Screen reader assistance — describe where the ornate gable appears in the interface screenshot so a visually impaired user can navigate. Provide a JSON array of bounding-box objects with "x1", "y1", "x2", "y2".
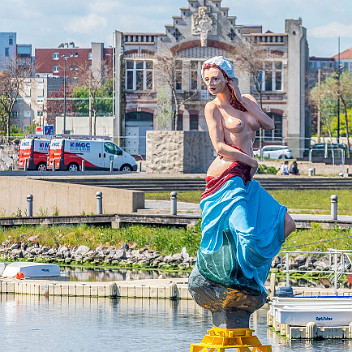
[{"x1": 162, "y1": 0, "x2": 242, "y2": 49}]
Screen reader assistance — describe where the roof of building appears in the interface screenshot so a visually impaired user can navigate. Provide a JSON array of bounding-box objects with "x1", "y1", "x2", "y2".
[{"x1": 332, "y1": 48, "x2": 352, "y2": 59}]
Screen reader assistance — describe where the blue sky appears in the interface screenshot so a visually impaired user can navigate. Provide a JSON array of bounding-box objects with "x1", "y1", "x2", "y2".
[{"x1": 1, "y1": 0, "x2": 351, "y2": 57}]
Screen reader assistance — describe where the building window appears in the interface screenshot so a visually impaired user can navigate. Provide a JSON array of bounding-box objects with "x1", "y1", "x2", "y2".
[
  {"x1": 53, "y1": 66, "x2": 59, "y2": 73},
  {"x1": 69, "y1": 52, "x2": 73, "y2": 57},
  {"x1": 190, "y1": 61, "x2": 206, "y2": 91},
  {"x1": 69, "y1": 65, "x2": 73, "y2": 70},
  {"x1": 9, "y1": 36, "x2": 13, "y2": 45},
  {"x1": 125, "y1": 60, "x2": 153, "y2": 91},
  {"x1": 264, "y1": 112, "x2": 282, "y2": 141},
  {"x1": 175, "y1": 60, "x2": 182, "y2": 91},
  {"x1": 37, "y1": 110, "x2": 43, "y2": 117},
  {"x1": 176, "y1": 114, "x2": 183, "y2": 130},
  {"x1": 262, "y1": 62, "x2": 282, "y2": 91},
  {"x1": 74, "y1": 52, "x2": 78, "y2": 57},
  {"x1": 74, "y1": 65, "x2": 78, "y2": 70},
  {"x1": 12, "y1": 111, "x2": 18, "y2": 118},
  {"x1": 5, "y1": 48, "x2": 9, "y2": 57},
  {"x1": 88, "y1": 65, "x2": 92, "y2": 71},
  {"x1": 53, "y1": 52, "x2": 59, "y2": 60},
  {"x1": 190, "y1": 114, "x2": 199, "y2": 130},
  {"x1": 88, "y1": 52, "x2": 92, "y2": 60}
]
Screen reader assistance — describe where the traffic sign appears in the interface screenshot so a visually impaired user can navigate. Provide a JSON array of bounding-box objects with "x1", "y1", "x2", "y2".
[{"x1": 44, "y1": 125, "x2": 54, "y2": 135}]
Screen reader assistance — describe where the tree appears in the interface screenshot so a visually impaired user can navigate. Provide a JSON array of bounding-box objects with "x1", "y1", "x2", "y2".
[
  {"x1": 233, "y1": 38, "x2": 277, "y2": 152},
  {"x1": 73, "y1": 61, "x2": 112, "y2": 135},
  {"x1": 155, "y1": 87, "x2": 173, "y2": 130},
  {"x1": 0, "y1": 57, "x2": 33, "y2": 138},
  {"x1": 156, "y1": 49, "x2": 197, "y2": 130},
  {"x1": 310, "y1": 70, "x2": 352, "y2": 156}
]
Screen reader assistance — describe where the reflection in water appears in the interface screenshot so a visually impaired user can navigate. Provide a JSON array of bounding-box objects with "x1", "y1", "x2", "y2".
[
  {"x1": 62, "y1": 267, "x2": 190, "y2": 282},
  {"x1": 0, "y1": 294, "x2": 350, "y2": 352}
]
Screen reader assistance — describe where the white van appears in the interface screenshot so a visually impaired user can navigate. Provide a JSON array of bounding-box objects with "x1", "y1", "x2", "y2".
[
  {"x1": 48, "y1": 138, "x2": 137, "y2": 172},
  {"x1": 18, "y1": 138, "x2": 50, "y2": 171}
]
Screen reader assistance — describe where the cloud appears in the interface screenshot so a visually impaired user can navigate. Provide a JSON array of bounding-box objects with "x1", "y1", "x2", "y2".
[
  {"x1": 310, "y1": 22, "x2": 352, "y2": 38},
  {"x1": 64, "y1": 13, "x2": 107, "y2": 34}
]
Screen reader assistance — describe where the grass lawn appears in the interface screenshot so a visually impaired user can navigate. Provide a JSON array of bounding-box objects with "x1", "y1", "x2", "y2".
[{"x1": 146, "y1": 189, "x2": 352, "y2": 215}]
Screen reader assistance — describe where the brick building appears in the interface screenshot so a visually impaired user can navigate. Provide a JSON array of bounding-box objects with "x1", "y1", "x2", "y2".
[{"x1": 112, "y1": 0, "x2": 310, "y2": 157}]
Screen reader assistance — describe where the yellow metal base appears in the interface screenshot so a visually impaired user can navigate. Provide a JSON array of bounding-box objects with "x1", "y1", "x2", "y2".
[{"x1": 190, "y1": 327, "x2": 272, "y2": 352}]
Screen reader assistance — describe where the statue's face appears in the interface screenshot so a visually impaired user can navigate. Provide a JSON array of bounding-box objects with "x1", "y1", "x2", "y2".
[{"x1": 203, "y1": 67, "x2": 227, "y2": 95}]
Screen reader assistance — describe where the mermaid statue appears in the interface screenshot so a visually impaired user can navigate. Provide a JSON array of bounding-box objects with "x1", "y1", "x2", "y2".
[{"x1": 188, "y1": 56, "x2": 296, "y2": 329}]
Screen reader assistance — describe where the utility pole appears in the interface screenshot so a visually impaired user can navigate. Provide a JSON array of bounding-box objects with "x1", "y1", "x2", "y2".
[
  {"x1": 337, "y1": 37, "x2": 341, "y2": 144},
  {"x1": 317, "y1": 68, "x2": 321, "y2": 142}
]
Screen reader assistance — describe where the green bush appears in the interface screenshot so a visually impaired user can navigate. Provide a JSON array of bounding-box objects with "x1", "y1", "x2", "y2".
[{"x1": 257, "y1": 164, "x2": 279, "y2": 174}]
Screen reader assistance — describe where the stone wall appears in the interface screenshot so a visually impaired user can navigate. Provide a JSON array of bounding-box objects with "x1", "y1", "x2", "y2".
[
  {"x1": 146, "y1": 131, "x2": 215, "y2": 174},
  {"x1": 0, "y1": 177, "x2": 144, "y2": 217}
]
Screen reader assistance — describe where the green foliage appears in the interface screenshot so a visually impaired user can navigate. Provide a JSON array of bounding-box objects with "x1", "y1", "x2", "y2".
[
  {"x1": 25, "y1": 122, "x2": 38, "y2": 135},
  {"x1": 72, "y1": 78, "x2": 113, "y2": 116},
  {"x1": 155, "y1": 86, "x2": 174, "y2": 130},
  {"x1": 257, "y1": 164, "x2": 279, "y2": 174},
  {"x1": 9, "y1": 124, "x2": 25, "y2": 136},
  {"x1": 283, "y1": 226, "x2": 352, "y2": 252},
  {"x1": 0, "y1": 224, "x2": 202, "y2": 257}
]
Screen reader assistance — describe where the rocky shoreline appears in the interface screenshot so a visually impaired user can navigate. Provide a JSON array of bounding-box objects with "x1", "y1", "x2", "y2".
[
  {"x1": 0, "y1": 236, "x2": 342, "y2": 273},
  {"x1": 0, "y1": 238, "x2": 197, "y2": 269}
]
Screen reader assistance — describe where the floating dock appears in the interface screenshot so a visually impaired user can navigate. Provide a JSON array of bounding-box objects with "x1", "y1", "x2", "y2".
[
  {"x1": 0, "y1": 278, "x2": 193, "y2": 300},
  {"x1": 267, "y1": 295, "x2": 352, "y2": 339}
]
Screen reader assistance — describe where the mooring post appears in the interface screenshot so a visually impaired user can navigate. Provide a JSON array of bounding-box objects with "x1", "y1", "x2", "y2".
[
  {"x1": 81, "y1": 160, "x2": 85, "y2": 172},
  {"x1": 170, "y1": 191, "x2": 177, "y2": 215},
  {"x1": 331, "y1": 195, "x2": 338, "y2": 220},
  {"x1": 110, "y1": 159, "x2": 113, "y2": 172},
  {"x1": 96, "y1": 191, "x2": 103, "y2": 215},
  {"x1": 24, "y1": 158, "x2": 28, "y2": 172},
  {"x1": 286, "y1": 252, "x2": 290, "y2": 286},
  {"x1": 27, "y1": 194, "x2": 33, "y2": 217}
]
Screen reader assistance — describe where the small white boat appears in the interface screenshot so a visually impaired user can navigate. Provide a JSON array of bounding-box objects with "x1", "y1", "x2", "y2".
[
  {"x1": 276, "y1": 305, "x2": 352, "y2": 326},
  {"x1": 270, "y1": 296, "x2": 352, "y2": 327},
  {"x1": 2, "y1": 262, "x2": 60, "y2": 278}
]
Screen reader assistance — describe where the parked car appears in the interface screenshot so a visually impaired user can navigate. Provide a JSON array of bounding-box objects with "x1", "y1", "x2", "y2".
[
  {"x1": 18, "y1": 138, "x2": 50, "y2": 171},
  {"x1": 253, "y1": 145, "x2": 293, "y2": 159},
  {"x1": 47, "y1": 138, "x2": 137, "y2": 172},
  {"x1": 311, "y1": 143, "x2": 351, "y2": 158}
]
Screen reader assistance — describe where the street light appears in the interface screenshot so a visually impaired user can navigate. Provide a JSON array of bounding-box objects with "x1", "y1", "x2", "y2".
[{"x1": 62, "y1": 55, "x2": 69, "y2": 134}]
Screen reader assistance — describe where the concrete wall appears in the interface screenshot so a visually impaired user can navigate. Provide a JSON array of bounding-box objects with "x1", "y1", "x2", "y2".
[
  {"x1": 146, "y1": 130, "x2": 215, "y2": 174},
  {"x1": 56, "y1": 115, "x2": 114, "y2": 136},
  {"x1": 0, "y1": 177, "x2": 144, "y2": 217}
]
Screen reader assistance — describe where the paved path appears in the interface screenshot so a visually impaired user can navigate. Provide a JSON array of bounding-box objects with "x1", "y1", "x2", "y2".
[{"x1": 143, "y1": 200, "x2": 352, "y2": 223}]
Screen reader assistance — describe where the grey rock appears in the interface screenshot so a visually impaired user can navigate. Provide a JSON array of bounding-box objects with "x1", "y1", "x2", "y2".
[
  {"x1": 27, "y1": 235, "x2": 39, "y2": 242},
  {"x1": 75, "y1": 245, "x2": 90, "y2": 256}
]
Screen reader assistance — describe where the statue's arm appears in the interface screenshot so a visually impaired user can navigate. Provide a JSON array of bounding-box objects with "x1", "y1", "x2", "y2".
[
  {"x1": 228, "y1": 80, "x2": 274, "y2": 130},
  {"x1": 204, "y1": 103, "x2": 258, "y2": 169},
  {"x1": 242, "y1": 94, "x2": 275, "y2": 130}
]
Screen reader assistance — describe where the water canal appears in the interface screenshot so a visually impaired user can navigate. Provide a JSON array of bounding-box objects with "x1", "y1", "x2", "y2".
[{"x1": 0, "y1": 294, "x2": 351, "y2": 352}]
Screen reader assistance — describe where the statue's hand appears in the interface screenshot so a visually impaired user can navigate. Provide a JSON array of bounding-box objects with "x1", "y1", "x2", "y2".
[
  {"x1": 250, "y1": 159, "x2": 258, "y2": 180},
  {"x1": 228, "y1": 79, "x2": 243, "y2": 104}
]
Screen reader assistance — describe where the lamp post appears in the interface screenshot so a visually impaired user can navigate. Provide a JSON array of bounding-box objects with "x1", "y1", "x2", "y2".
[{"x1": 62, "y1": 55, "x2": 69, "y2": 134}]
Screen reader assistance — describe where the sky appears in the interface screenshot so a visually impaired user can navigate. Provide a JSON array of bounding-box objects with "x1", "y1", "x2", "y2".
[{"x1": 0, "y1": 0, "x2": 351, "y2": 57}]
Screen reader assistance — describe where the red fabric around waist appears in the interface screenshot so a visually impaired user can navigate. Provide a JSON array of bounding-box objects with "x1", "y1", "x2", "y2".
[{"x1": 201, "y1": 146, "x2": 251, "y2": 200}]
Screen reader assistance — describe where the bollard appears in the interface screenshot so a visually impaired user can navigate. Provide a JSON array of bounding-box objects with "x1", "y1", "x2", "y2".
[
  {"x1": 52, "y1": 160, "x2": 56, "y2": 172},
  {"x1": 170, "y1": 191, "x2": 177, "y2": 215},
  {"x1": 27, "y1": 194, "x2": 33, "y2": 217},
  {"x1": 139, "y1": 161, "x2": 142, "y2": 172},
  {"x1": 308, "y1": 168, "x2": 313, "y2": 177},
  {"x1": 96, "y1": 191, "x2": 103, "y2": 215},
  {"x1": 24, "y1": 158, "x2": 28, "y2": 172},
  {"x1": 81, "y1": 160, "x2": 85, "y2": 172},
  {"x1": 110, "y1": 159, "x2": 113, "y2": 172},
  {"x1": 331, "y1": 195, "x2": 338, "y2": 220}
]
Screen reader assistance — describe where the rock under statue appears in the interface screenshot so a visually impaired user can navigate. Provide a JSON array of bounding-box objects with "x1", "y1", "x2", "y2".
[{"x1": 188, "y1": 56, "x2": 296, "y2": 329}]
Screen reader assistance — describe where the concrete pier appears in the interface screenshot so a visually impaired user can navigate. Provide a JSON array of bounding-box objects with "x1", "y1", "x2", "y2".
[{"x1": 0, "y1": 278, "x2": 193, "y2": 300}]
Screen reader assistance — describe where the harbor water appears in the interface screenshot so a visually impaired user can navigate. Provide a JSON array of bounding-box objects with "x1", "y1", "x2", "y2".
[{"x1": 0, "y1": 294, "x2": 351, "y2": 352}]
